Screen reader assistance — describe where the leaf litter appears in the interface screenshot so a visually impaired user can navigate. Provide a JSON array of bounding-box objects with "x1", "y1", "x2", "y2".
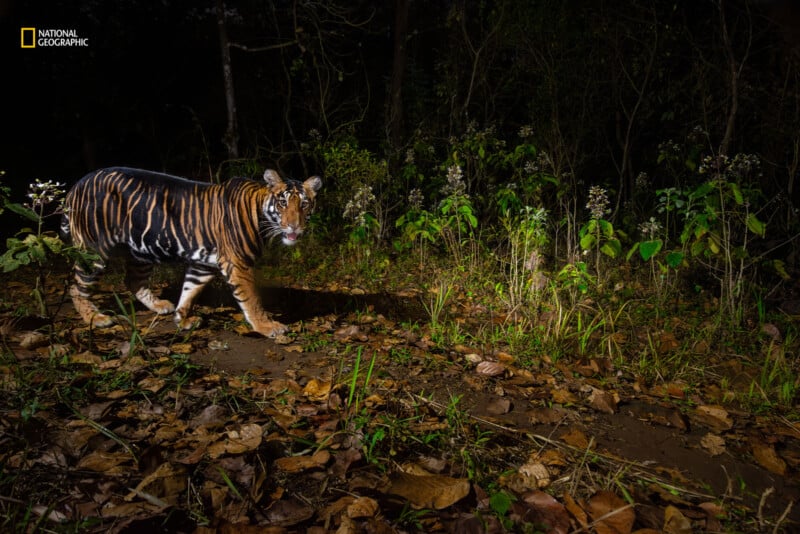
[{"x1": 0, "y1": 279, "x2": 799, "y2": 532}]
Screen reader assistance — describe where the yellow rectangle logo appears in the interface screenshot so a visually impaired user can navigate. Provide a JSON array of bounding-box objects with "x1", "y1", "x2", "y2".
[{"x1": 21, "y1": 27, "x2": 36, "y2": 48}]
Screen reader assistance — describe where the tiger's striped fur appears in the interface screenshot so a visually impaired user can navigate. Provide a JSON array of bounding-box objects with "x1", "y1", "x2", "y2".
[{"x1": 61, "y1": 167, "x2": 322, "y2": 337}]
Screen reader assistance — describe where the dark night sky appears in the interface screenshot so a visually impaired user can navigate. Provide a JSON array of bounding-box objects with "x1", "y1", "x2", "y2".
[{"x1": 4, "y1": 0, "x2": 228, "y2": 195}]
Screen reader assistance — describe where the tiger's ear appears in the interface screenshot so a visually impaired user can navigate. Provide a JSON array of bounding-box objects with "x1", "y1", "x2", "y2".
[
  {"x1": 304, "y1": 176, "x2": 322, "y2": 195},
  {"x1": 263, "y1": 170, "x2": 284, "y2": 189}
]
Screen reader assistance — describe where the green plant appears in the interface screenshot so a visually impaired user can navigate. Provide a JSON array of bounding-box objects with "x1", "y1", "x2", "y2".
[
  {"x1": 579, "y1": 186, "x2": 623, "y2": 278},
  {"x1": 112, "y1": 294, "x2": 152, "y2": 358},
  {"x1": 555, "y1": 261, "x2": 594, "y2": 303},
  {"x1": 435, "y1": 163, "x2": 479, "y2": 268},
  {"x1": 423, "y1": 278, "x2": 454, "y2": 332},
  {"x1": 627, "y1": 216, "x2": 684, "y2": 307},
  {"x1": 678, "y1": 154, "x2": 766, "y2": 326},
  {"x1": 394, "y1": 200, "x2": 440, "y2": 267},
  {"x1": 1, "y1": 178, "x2": 98, "y2": 318},
  {"x1": 488, "y1": 490, "x2": 516, "y2": 530},
  {"x1": 497, "y1": 206, "x2": 549, "y2": 316}
]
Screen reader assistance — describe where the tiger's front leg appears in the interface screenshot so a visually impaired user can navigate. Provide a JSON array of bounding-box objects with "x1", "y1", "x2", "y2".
[{"x1": 222, "y1": 261, "x2": 286, "y2": 338}]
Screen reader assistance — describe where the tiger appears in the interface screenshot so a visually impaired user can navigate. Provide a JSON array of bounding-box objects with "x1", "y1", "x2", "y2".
[{"x1": 60, "y1": 167, "x2": 322, "y2": 337}]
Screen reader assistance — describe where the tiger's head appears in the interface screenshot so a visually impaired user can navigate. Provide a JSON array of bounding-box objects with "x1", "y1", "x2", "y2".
[{"x1": 262, "y1": 169, "x2": 322, "y2": 246}]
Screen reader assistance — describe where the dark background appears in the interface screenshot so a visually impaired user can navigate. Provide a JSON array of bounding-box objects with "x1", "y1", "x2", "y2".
[{"x1": 5, "y1": 0, "x2": 800, "y2": 241}]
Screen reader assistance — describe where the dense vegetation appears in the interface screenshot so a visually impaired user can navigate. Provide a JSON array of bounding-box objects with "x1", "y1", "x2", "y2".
[{"x1": 4, "y1": 0, "x2": 800, "y2": 532}]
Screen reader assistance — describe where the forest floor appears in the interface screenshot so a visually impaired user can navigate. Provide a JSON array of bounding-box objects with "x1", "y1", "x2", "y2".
[{"x1": 1, "y1": 264, "x2": 800, "y2": 533}]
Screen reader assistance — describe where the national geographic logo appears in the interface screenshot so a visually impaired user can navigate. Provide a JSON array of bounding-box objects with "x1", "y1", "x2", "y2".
[{"x1": 20, "y1": 28, "x2": 89, "y2": 48}]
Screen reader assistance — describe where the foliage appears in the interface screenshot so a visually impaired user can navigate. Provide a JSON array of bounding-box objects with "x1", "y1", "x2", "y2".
[
  {"x1": 0, "y1": 178, "x2": 97, "y2": 317},
  {"x1": 496, "y1": 206, "x2": 549, "y2": 315},
  {"x1": 579, "y1": 186, "x2": 623, "y2": 280}
]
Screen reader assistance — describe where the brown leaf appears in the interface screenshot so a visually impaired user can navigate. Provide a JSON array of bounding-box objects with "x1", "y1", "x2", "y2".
[
  {"x1": 658, "y1": 331, "x2": 679, "y2": 352},
  {"x1": 70, "y1": 351, "x2": 103, "y2": 365},
  {"x1": 263, "y1": 497, "x2": 315, "y2": 527},
  {"x1": 588, "y1": 387, "x2": 618, "y2": 414},
  {"x1": 700, "y1": 433, "x2": 726, "y2": 457},
  {"x1": 475, "y1": 361, "x2": 506, "y2": 377},
  {"x1": 330, "y1": 448, "x2": 362, "y2": 479},
  {"x1": 386, "y1": 471, "x2": 470, "y2": 509},
  {"x1": 334, "y1": 325, "x2": 366, "y2": 342},
  {"x1": 18, "y1": 331, "x2": 48, "y2": 350},
  {"x1": 517, "y1": 491, "x2": 571, "y2": 534},
  {"x1": 190, "y1": 404, "x2": 229, "y2": 430},
  {"x1": 486, "y1": 397, "x2": 512, "y2": 415},
  {"x1": 76, "y1": 450, "x2": 132, "y2": 474},
  {"x1": 500, "y1": 462, "x2": 550, "y2": 492},
  {"x1": 346, "y1": 496, "x2": 379, "y2": 518},
  {"x1": 303, "y1": 378, "x2": 331, "y2": 401},
  {"x1": 79, "y1": 400, "x2": 115, "y2": 420},
  {"x1": 125, "y1": 462, "x2": 187, "y2": 505},
  {"x1": 587, "y1": 490, "x2": 635, "y2": 534},
  {"x1": 526, "y1": 406, "x2": 572, "y2": 424},
  {"x1": 698, "y1": 501, "x2": 725, "y2": 532},
  {"x1": 138, "y1": 376, "x2": 165, "y2": 393},
  {"x1": 551, "y1": 387, "x2": 579, "y2": 404},
  {"x1": 560, "y1": 428, "x2": 590, "y2": 449},
  {"x1": 693, "y1": 405, "x2": 733, "y2": 432},
  {"x1": 170, "y1": 342, "x2": 193, "y2": 354},
  {"x1": 563, "y1": 492, "x2": 589, "y2": 530},
  {"x1": 751, "y1": 439, "x2": 787, "y2": 475},
  {"x1": 662, "y1": 505, "x2": 692, "y2": 534},
  {"x1": 274, "y1": 449, "x2": 330, "y2": 473},
  {"x1": 223, "y1": 423, "x2": 263, "y2": 454}
]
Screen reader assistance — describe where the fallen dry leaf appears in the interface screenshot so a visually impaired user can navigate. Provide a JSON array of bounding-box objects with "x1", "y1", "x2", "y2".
[
  {"x1": 588, "y1": 387, "x2": 618, "y2": 414},
  {"x1": 70, "y1": 350, "x2": 103, "y2": 365},
  {"x1": 386, "y1": 471, "x2": 470, "y2": 509},
  {"x1": 346, "y1": 496, "x2": 379, "y2": 518},
  {"x1": 501, "y1": 461, "x2": 550, "y2": 492},
  {"x1": 475, "y1": 360, "x2": 505, "y2": 377},
  {"x1": 587, "y1": 490, "x2": 635, "y2": 534},
  {"x1": 751, "y1": 439, "x2": 787, "y2": 475},
  {"x1": 215, "y1": 423, "x2": 263, "y2": 455},
  {"x1": 560, "y1": 428, "x2": 590, "y2": 449},
  {"x1": 170, "y1": 342, "x2": 193, "y2": 354},
  {"x1": 662, "y1": 505, "x2": 692, "y2": 534},
  {"x1": 700, "y1": 433, "x2": 726, "y2": 456},
  {"x1": 563, "y1": 491, "x2": 589, "y2": 530},
  {"x1": 551, "y1": 387, "x2": 579, "y2": 404},
  {"x1": 527, "y1": 406, "x2": 572, "y2": 424},
  {"x1": 125, "y1": 462, "x2": 187, "y2": 505},
  {"x1": 486, "y1": 397, "x2": 512, "y2": 415},
  {"x1": 274, "y1": 449, "x2": 331, "y2": 473},
  {"x1": 138, "y1": 376, "x2": 165, "y2": 393},
  {"x1": 517, "y1": 491, "x2": 570, "y2": 534},
  {"x1": 77, "y1": 450, "x2": 133, "y2": 475},
  {"x1": 303, "y1": 378, "x2": 331, "y2": 401},
  {"x1": 693, "y1": 405, "x2": 733, "y2": 432}
]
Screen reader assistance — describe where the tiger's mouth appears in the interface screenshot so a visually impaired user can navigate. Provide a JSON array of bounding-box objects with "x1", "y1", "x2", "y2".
[{"x1": 282, "y1": 229, "x2": 300, "y2": 245}]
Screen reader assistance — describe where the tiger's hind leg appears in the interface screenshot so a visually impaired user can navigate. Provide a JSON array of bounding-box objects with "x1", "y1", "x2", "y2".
[
  {"x1": 70, "y1": 258, "x2": 115, "y2": 328},
  {"x1": 173, "y1": 264, "x2": 216, "y2": 330},
  {"x1": 125, "y1": 259, "x2": 176, "y2": 315}
]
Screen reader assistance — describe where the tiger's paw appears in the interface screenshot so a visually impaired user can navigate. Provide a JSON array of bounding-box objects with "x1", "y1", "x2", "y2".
[
  {"x1": 152, "y1": 299, "x2": 176, "y2": 315},
  {"x1": 135, "y1": 288, "x2": 175, "y2": 315},
  {"x1": 175, "y1": 313, "x2": 202, "y2": 331},
  {"x1": 253, "y1": 320, "x2": 287, "y2": 338},
  {"x1": 90, "y1": 313, "x2": 115, "y2": 328}
]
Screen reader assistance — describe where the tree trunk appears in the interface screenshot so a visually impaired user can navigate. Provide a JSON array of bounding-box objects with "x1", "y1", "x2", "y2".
[{"x1": 216, "y1": 0, "x2": 239, "y2": 160}]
